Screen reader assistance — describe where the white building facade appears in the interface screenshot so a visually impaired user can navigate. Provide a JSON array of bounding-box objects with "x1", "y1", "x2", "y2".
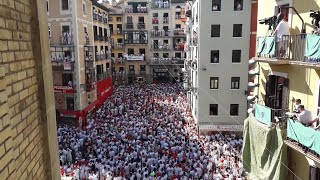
[{"x1": 185, "y1": 0, "x2": 251, "y2": 132}]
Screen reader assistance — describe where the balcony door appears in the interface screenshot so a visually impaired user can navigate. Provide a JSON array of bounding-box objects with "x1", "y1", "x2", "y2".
[{"x1": 265, "y1": 75, "x2": 289, "y2": 119}]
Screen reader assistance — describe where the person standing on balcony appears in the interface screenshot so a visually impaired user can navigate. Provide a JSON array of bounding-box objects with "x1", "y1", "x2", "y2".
[
  {"x1": 296, "y1": 105, "x2": 312, "y2": 126},
  {"x1": 272, "y1": 14, "x2": 290, "y2": 58}
]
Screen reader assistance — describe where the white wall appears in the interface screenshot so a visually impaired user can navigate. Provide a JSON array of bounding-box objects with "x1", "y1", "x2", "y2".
[{"x1": 196, "y1": 0, "x2": 251, "y2": 125}]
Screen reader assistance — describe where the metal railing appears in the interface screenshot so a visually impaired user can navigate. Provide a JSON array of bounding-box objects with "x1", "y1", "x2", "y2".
[
  {"x1": 163, "y1": 17, "x2": 169, "y2": 24},
  {"x1": 151, "y1": 30, "x2": 170, "y2": 37},
  {"x1": 93, "y1": 13, "x2": 98, "y2": 21},
  {"x1": 60, "y1": 32, "x2": 73, "y2": 45},
  {"x1": 151, "y1": 2, "x2": 170, "y2": 9},
  {"x1": 126, "y1": 23, "x2": 134, "y2": 29},
  {"x1": 174, "y1": 29, "x2": 185, "y2": 36},
  {"x1": 137, "y1": 23, "x2": 145, "y2": 29},
  {"x1": 256, "y1": 34, "x2": 306, "y2": 62},
  {"x1": 174, "y1": 43, "x2": 185, "y2": 51},
  {"x1": 152, "y1": 44, "x2": 171, "y2": 50},
  {"x1": 150, "y1": 58, "x2": 185, "y2": 65},
  {"x1": 103, "y1": 18, "x2": 108, "y2": 24},
  {"x1": 97, "y1": 72, "x2": 111, "y2": 81},
  {"x1": 125, "y1": 6, "x2": 148, "y2": 13}
]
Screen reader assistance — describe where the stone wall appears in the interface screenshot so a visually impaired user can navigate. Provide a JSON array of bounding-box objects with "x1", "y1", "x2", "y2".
[{"x1": 0, "y1": 0, "x2": 60, "y2": 179}]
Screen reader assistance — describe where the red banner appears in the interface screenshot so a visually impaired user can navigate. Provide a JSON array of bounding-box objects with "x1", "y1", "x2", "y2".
[
  {"x1": 97, "y1": 77, "x2": 113, "y2": 101},
  {"x1": 54, "y1": 86, "x2": 75, "y2": 94}
]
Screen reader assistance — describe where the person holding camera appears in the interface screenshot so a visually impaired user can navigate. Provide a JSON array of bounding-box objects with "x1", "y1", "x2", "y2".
[{"x1": 272, "y1": 13, "x2": 290, "y2": 58}]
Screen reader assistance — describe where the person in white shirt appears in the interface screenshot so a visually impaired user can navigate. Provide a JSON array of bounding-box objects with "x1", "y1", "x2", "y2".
[
  {"x1": 296, "y1": 105, "x2": 312, "y2": 125},
  {"x1": 273, "y1": 14, "x2": 290, "y2": 58}
]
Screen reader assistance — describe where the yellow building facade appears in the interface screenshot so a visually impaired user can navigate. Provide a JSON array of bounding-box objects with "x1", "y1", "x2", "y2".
[{"x1": 251, "y1": 0, "x2": 320, "y2": 179}]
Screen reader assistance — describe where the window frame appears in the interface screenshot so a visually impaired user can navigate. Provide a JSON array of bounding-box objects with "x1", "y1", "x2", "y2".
[
  {"x1": 116, "y1": 17, "x2": 122, "y2": 22},
  {"x1": 232, "y1": 50, "x2": 241, "y2": 63},
  {"x1": 82, "y1": 1, "x2": 87, "y2": 15},
  {"x1": 61, "y1": 0, "x2": 69, "y2": 11},
  {"x1": 211, "y1": 24, "x2": 221, "y2": 38},
  {"x1": 231, "y1": 77, "x2": 240, "y2": 90},
  {"x1": 230, "y1": 104, "x2": 239, "y2": 116},
  {"x1": 210, "y1": 77, "x2": 219, "y2": 90},
  {"x1": 210, "y1": 50, "x2": 220, "y2": 63},
  {"x1": 212, "y1": 0, "x2": 221, "y2": 11},
  {"x1": 234, "y1": 0, "x2": 243, "y2": 11},
  {"x1": 210, "y1": 104, "x2": 218, "y2": 116},
  {"x1": 233, "y1": 24, "x2": 243, "y2": 37}
]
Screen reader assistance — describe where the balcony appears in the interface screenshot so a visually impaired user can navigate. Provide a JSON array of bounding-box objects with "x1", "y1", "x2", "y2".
[
  {"x1": 98, "y1": 15, "x2": 103, "y2": 23},
  {"x1": 95, "y1": 53, "x2": 106, "y2": 61},
  {"x1": 175, "y1": 14, "x2": 181, "y2": 20},
  {"x1": 128, "y1": 70, "x2": 135, "y2": 76},
  {"x1": 124, "y1": 39, "x2": 148, "y2": 44},
  {"x1": 151, "y1": 2, "x2": 170, "y2": 9},
  {"x1": 254, "y1": 104, "x2": 284, "y2": 127},
  {"x1": 93, "y1": 13, "x2": 98, "y2": 21},
  {"x1": 116, "y1": 29, "x2": 122, "y2": 35},
  {"x1": 60, "y1": 32, "x2": 73, "y2": 45},
  {"x1": 112, "y1": 43, "x2": 124, "y2": 49},
  {"x1": 152, "y1": 17, "x2": 159, "y2": 24},
  {"x1": 125, "y1": 6, "x2": 148, "y2": 13},
  {"x1": 85, "y1": 35, "x2": 90, "y2": 45},
  {"x1": 163, "y1": 17, "x2": 169, "y2": 24},
  {"x1": 97, "y1": 72, "x2": 111, "y2": 81},
  {"x1": 173, "y1": 29, "x2": 185, "y2": 36},
  {"x1": 286, "y1": 118, "x2": 320, "y2": 161},
  {"x1": 126, "y1": 23, "x2": 134, "y2": 29},
  {"x1": 151, "y1": 30, "x2": 170, "y2": 37},
  {"x1": 103, "y1": 18, "x2": 108, "y2": 24},
  {"x1": 124, "y1": 54, "x2": 145, "y2": 61},
  {"x1": 51, "y1": 61, "x2": 75, "y2": 71},
  {"x1": 152, "y1": 44, "x2": 171, "y2": 51},
  {"x1": 85, "y1": 82, "x2": 96, "y2": 92},
  {"x1": 174, "y1": 43, "x2": 185, "y2": 51},
  {"x1": 254, "y1": 34, "x2": 320, "y2": 68},
  {"x1": 140, "y1": 70, "x2": 146, "y2": 75},
  {"x1": 137, "y1": 23, "x2": 145, "y2": 29},
  {"x1": 85, "y1": 61, "x2": 94, "y2": 69},
  {"x1": 94, "y1": 35, "x2": 103, "y2": 41},
  {"x1": 103, "y1": 36, "x2": 109, "y2": 42},
  {"x1": 150, "y1": 57, "x2": 184, "y2": 65}
]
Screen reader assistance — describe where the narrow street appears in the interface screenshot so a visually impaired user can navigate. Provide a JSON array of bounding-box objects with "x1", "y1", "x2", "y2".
[{"x1": 58, "y1": 83, "x2": 245, "y2": 179}]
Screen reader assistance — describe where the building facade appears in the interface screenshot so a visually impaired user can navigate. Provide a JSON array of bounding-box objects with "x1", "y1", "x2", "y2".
[
  {"x1": 184, "y1": 0, "x2": 252, "y2": 131},
  {"x1": 148, "y1": 0, "x2": 186, "y2": 83},
  {"x1": 122, "y1": 0, "x2": 150, "y2": 84},
  {"x1": 245, "y1": 0, "x2": 320, "y2": 179},
  {"x1": 0, "y1": 0, "x2": 60, "y2": 179},
  {"x1": 48, "y1": 0, "x2": 113, "y2": 127}
]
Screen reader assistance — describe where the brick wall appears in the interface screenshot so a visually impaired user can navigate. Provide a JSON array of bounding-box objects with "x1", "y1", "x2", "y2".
[{"x1": 0, "y1": 0, "x2": 60, "y2": 179}]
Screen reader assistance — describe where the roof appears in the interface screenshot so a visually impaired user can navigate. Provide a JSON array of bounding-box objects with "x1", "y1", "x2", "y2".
[{"x1": 92, "y1": 0, "x2": 111, "y2": 12}]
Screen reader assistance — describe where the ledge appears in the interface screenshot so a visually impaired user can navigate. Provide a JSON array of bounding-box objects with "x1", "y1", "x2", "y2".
[{"x1": 285, "y1": 140, "x2": 320, "y2": 164}]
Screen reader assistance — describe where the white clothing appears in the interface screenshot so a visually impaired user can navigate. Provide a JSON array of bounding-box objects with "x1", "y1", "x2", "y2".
[
  {"x1": 297, "y1": 110, "x2": 312, "y2": 125},
  {"x1": 275, "y1": 20, "x2": 290, "y2": 38}
]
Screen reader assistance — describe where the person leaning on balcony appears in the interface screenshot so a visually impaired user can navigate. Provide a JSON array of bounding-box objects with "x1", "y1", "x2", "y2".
[
  {"x1": 296, "y1": 105, "x2": 312, "y2": 126},
  {"x1": 272, "y1": 14, "x2": 290, "y2": 58},
  {"x1": 307, "y1": 112, "x2": 320, "y2": 129}
]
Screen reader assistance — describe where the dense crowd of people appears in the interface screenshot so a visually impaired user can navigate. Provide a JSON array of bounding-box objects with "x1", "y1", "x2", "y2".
[{"x1": 58, "y1": 83, "x2": 247, "y2": 180}]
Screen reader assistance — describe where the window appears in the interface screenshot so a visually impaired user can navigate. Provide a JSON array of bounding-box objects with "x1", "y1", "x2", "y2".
[
  {"x1": 138, "y1": 17, "x2": 144, "y2": 24},
  {"x1": 210, "y1": 104, "x2": 218, "y2": 116},
  {"x1": 62, "y1": 25, "x2": 70, "y2": 33},
  {"x1": 210, "y1": 50, "x2": 219, "y2": 63},
  {"x1": 232, "y1": 50, "x2": 241, "y2": 63},
  {"x1": 233, "y1": 24, "x2": 242, "y2": 37},
  {"x1": 129, "y1": 65, "x2": 134, "y2": 71},
  {"x1": 230, "y1": 104, "x2": 239, "y2": 116},
  {"x1": 46, "y1": 0, "x2": 49, "y2": 12},
  {"x1": 140, "y1": 65, "x2": 146, "y2": 71},
  {"x1": 127, "y1": 16, "x2": 133, "y2": 23},
  {"x1": 116, "y1": 17, "x2": 122, "y2": 22},
  {"x1": 153, "y1": 53, "x2": 159, "y2": 57},
  {"x1": 61, "y1": 0, "x2": 69, "y2": 10},
  {"x1": 84, "y1": 27, "x2": 87, "y2": 34},
  {"x1": 175, "y1": 24, "x2": 181, "y2": 29},
  {"x1": 231, "y1": 77, "x2": 240, "y2": 89},
  {"x1": 82, "y1": 3, "x2": 86, "y2": 15},
  {"x1": 139, "y1": 48, "x2": 145, "y2": 55},
  {"x1": 211, "y1": 25, "x2": 220, "y2": 37},
  {"x1": 234, "y1": 0, "x2": 243, "y2": 11},
  {"x1": 128, "y1": 48, "x2": 134, "y2": 55},
  {"x1": 66, "y1": 97, "x2": 74, "y2": 110},
  {"x1": 163, "y1": 53, "x2": 169, "y2": 58},
  {"x1": 153, "y1": 13, "x2": 158, "y2": 17},
  {"x1": 118, "y1": 53, "x2": 122, "y2": 58},
  {"x1": 111, "y1": 53, "x2": 115, "y2": 57},
  {"x1": 212, "y1": 0, "x2": 221, "y2": 11},
  {"x1": 210, "y1": 77, "x2": 219, "y2": 89},
  {"x1": 175, "y1": 52, "x2": 181, "y2": 58},
  {"x1": 108, "y1": 16, "x2": 113, "y2": 22}
]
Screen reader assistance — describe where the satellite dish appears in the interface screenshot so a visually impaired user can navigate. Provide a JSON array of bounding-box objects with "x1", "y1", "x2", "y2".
[
  {"x1": 247, "y1": 108, "x2": 254, "y2": 114},
  {"x1": 248, "y1": 82, "x2": 259, "y2": 88},
  {"x1": 248, "y1": 70, "x2": 259, "y2": 76},
  {"x1": 249, "y1": 59, "x2": 256, "y2": 66}
]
